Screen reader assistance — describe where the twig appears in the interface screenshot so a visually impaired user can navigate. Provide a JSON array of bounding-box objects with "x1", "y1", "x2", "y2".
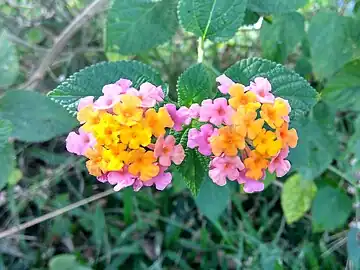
[
  {"x1": 20, "y1": 0, "x2": 108, "y2": 90},
  {"x1": 0, "y1": 189, "x2": 115, "y2": 239}
]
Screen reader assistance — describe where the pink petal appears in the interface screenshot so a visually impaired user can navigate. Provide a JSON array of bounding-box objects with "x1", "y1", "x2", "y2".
[
  {"x1": 187, "y1": 128, "x2": 200, "y2": 149},
  {"x1": 94, "y1": 95, "x2": 120, "y2": 110},
  {"x1": 77, "y1": 96, "x2": 94, "y2": 111},
  {"x1": 97, "y1": 173, "x2": 108, "y2": 183},
  {"x1": 199, "y1": 99, "x2": 213, "y2": 122},
  {"x1": 115, "y1": 78, "x2": 132, "y2": 92},
  {"x1": 171, "y1": 145, "x2": 185, "y2": 165},
  {"x1": 133, "y1": 179, "x2": 143, "y2": 192},
  {"x1": 102, "y1": 84, "x2": 125, "y2": 96},
  {"x1": 159, "y1": 155, "x2": 172, "y2": 167},
  {"x1": 216, "y1": 74, "x2": 235, "y2": 94},
  {"x1": 209, "y1": 168, "x2": 227, "y2": 186},
  {"x1": 243, "y1": 179, "x2": 264, "y2": 193},
  {"x1": 189, "y1": 103, "x2": 200, "y2": 119}
]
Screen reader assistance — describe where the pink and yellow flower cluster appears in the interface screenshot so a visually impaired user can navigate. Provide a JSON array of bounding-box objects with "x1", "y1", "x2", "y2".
[
  {"x1": 187, "y1": 75, "x2": 298, "y2": 193},
  {"x1": 65, "y1": 79, "x2": 186, "y2": 192}
]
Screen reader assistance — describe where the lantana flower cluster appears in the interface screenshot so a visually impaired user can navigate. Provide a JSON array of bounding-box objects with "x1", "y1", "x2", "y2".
[
  {"x1": 187, "y1": 75, "x2": 298, "y2": 193},
  {"x1": 65, "y1": 78, "x2": 186, "y2": 192}
]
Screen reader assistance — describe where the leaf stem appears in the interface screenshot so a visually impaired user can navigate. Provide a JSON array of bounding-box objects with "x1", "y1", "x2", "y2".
[
  {"x1": 328, "y1": 165, "x2": 355, "y2": 186},
  {"x1": 197, "y1": 37, "x2": 205, "y2": 63}
]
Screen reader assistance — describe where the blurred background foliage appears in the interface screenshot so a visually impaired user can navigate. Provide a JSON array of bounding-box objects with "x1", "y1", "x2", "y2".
[{"x1": 0, "y1": 0, "x2": 360, "y2": 269}]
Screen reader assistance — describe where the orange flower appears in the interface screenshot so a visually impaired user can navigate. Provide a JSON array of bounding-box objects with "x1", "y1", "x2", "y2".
[
  {"x1": 113, "y1": 94, "x2": 143, "y2": 126},
  {"x1": 260, "y1": 98, "x2": 289, "y2": 129},
  {"x1": 228, "y1": 84, "x2": 260, "y2": 111},
  {"x1": 128, "y1": 148, "x2": 160, "y2": 181},
  {"x1": 244, "y1": 150, "x2": 269, "y2": 180},
  {"x1": 210, "y1": 126, "x2": 245, "y2": 156},
  {"x1": 144, "y1": 107, "x2": 174, "y2": 137},
  {"x1": 276, "y1": 123, "x2": 298, "y2": 148},
  {"x1": 232, "y1": 107, "x2": 264, "y2": 139},
  {"x1": 253, "y1": 129, "x2": 282, "y2": 157}
]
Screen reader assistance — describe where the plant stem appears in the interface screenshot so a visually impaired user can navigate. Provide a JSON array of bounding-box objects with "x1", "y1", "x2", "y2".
[{"x1": 197, "y1": 37, "x2": 205, "y2": 63}]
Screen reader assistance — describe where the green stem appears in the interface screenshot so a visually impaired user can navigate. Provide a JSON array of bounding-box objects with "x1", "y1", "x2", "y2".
[
  {"x1": 197, "y1": 37, "x2": 205, "y2": 63},
  {"x1": 328, "y1": 165, "x2": 355, "y2": 185}
]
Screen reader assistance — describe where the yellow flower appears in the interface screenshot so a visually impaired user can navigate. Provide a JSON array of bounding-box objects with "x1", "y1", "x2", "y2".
[
  {"x1": 113, "y1": 94, "x2": 143, "y2": 126},
  {"x1": 210, "y1": 126, "x2": 245, "y2": 156},
  {"x1": 144, "y1": 107, "x2": 174, "y2": 137},
  {"x1": 253, "y1": 129, "x2": 282, "y2": 157},
  {"x1": 85, "y1": 146, "x2": 103, "y2": 177},
  {"x1": 77, "y1": 105, "x2": 104, "y2": 132},
  {"x1": 232, "y1": 107, "x2": 264, "y2": 139},
  {"x1": 244, "y1": 150, "x2": 269, "y2": 180},
  {"x1": 120, "y1": 124, "x2": 152, "y2": 149},
  {"x1": 92, "y1": 113, "x2": 121, "y2": 146},
  {"x1": 260, "y1": 98, "x2": 289, "y2": 129},
  {"x1": 228, "y1": 84, "x2": 260, "y2": 111},
  {"x1": 128, "y1": 149, "x2": 159, "y2": 181}
]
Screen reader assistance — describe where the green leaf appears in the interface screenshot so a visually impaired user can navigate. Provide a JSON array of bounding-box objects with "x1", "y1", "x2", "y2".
[
  {"x1": 0, "y1": 143, "x2": 15, "y2": 190},
  {"x1": 224, "y1": 58, "x2": 318, "y2": 121},
  {"x1": 0, "y1": 30, "x2": 19, "y2": 88},
  {"x1": 177, "y1": 63, "x2": 217, "y2": 106},
  {"x1": 308, "y1": 11, "x2": 353, "y2": 79},
  {"x1": 0, "y1": 91, "x2": 77, "y2": 142},
  {"x1": 0, "y1": 119, "x2": 12, "y2": 149},
  {"x1": 195, "y1": 177, "x2": 230, "y2": 222},
  {"x1": 289, "y1": 102, "x2": 338, "y2": 180},
  {"x1": 347, "y1": 228, "x2": 360, "y2": 267},
  {"x1": 311, "y1": 186, "x2": 352, "y2": 232},
  {"x1": 48, "y1": 61, "x2": 164, "y2": 115},
  {"x1": 49, "y1": 254, "x2": 92, "y2": 270},
  {"x1": 323, "y1": 59, "x2": 360, "y2": 111},
  {"x1": 92, "y1": 204, "x2": 106, "y2": 249},
  {"x1": 178, "y1": 0, "x2": 248, "y2": 41},
  {"x1": 281, "y1": 174, "x2": 317, "y2": 224},
  {"x1": 106, "y1": 0, "x2": 178, "y2": 54},
  {"x1": 247, "y1": 0, "x2": 307, "y2": 13},
  {"x1": 243, "y1": 10, "x2": 260, "y2": 26},
  {"x1": 260, "y1": 12, "x2": 305, "y2": 63},
  {"x1": 295, "y1": 57, "x2": 312, "y2": 79}
]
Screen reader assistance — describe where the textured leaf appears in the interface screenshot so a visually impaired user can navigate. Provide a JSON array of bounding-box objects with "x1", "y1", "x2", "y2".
[
  {"x1": 243, "y1": 9, "x2": 260, "y2": 26},
  {"x1": 177, "y1": 63, "x2": 217, "y2": 106},
  {"x1": 225, "y1": 58, "x2": 318, "y2": 121},
  {"x1": 49, "y1": 254, "x2": 92, "y2": 270},
  {"x1": 0, "y1": 119, "x2": 12, "y2": 149},
  {"x1": 248, "y1": 0, "x2": 307, "y2": 13},
  {"x1": 347, "y1": 228, "x2": 360, "y2": 267},
  {"x1": 281, "y1": 174, "x2": 317, "y2": 224},
  {"x1": 308, "y1": 11, "x2": 353, "y2": 79},
  {"x1": 106, "y1": 0, "x2": 178, "y2": 54},
  {"x1": 93, "y1": 204, "x2": 106, "y2": 251},
  {"x1": 289, "y1": 102, "x2": 338, "y2": 180},
  {"x1": 260, "y1": 12, "x2": 305, "y2": 63},
  {"x1": 0, "y1": 91, "x2": 77, "y2": 142},
  {"x1": 295, "y1": 57, "x2": 312, "y2": 79},
  {"x1": 0, "y1": 30, "x2": 19, "y2": 88},
  {"x1": 323, "y1": 59, "x2": 360, "y2": 111},
  {"x1": 311, "y1": 186, "x2": 352, "y2": 232},
  {"x1": 178, "y1": 0, "x2": 248, "y2": 41},
  {"x1": 0, "y1": 143, "x2": 15, "y2": 190},
  {"x1": 48, "y1": 61, "x2": 163, "y2": 115},
  {"x1": 195, "y1": 177, "x2": 230, "y2": 222}
]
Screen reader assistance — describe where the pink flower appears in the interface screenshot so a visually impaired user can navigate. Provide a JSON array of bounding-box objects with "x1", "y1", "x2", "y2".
[
  {"x1": 127, "y1": 82, "x2": 164, "y2": 108},
  {"x1": 189, "y1": 103, "x2": 201, "y2": 119},
  {"x1": 216, "y1": 74, "x2": 235, "y2": 94},
  {"x1": 165, "y1": 104, "x2": 191, "y2": 131},
  {"x1": 209, "y1": 156, "x2": 245, "y2": 186},
  {"x1": 115, "y1": 78, "x2": 132, "y2": 91},
  {"x1": 248, "y1": 77, "x2": 275, "y2": 103},
  {"x1": 268, "y1": 147, "x2": 291, "y2": 177},
  {"x1": 187, "y1": 124, "x2": 214, "y2": 156},
  {"x1": 107, "y1": 168, "x2": 136, "y2": 191},
  {"x1": 237, "y1": 170, "x2": 265, "y2": 193},
  {"x1": 199, "y1": 98, "x2": 233, "y2": 126},
  {"x1": 66, "y1": 127, "x2": 96, "y2": 155},
  {"x1": 77, "y1": 96, "x2": 94, "y2": 111},
  {"x1": 143, "y1": 166, "x2": 172, "y2": 190},
  {"x1": 133, "y1": 178, "x2": 143, "y2": 191},
  {"x1": 97, "y1": 173, "x2": 108, "y2": 183},
  {"x1": 154, "y1": 135, "x2": 185, "y2": 166},
  {"x1": 94, "y1": 94, "x2": 121, "y2": 110}
]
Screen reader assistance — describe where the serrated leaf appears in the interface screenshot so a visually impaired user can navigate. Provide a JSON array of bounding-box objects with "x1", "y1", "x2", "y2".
[
  {"x1": 308, "y1": 11, "x2": 353, "y2": 79},
  {"x1": 224, "y1": 58, "x2": 318, "y2": 121},
  {"x1": 195, "y1": 177, "x2": 230, "y2": 222},
  {"x1": 49, "y1": 254, "x2": 92, "y2": 270},
  {"x1": 0, "y1": 119, "x2": 12, "y2": 149},
  {"x1": 242, "y1": 9, "x2": 260, "y2": 26},
  {"x1": 177, "y1": 63, "x2": 216, "y2": 106},
  {"x1": 347, "y1": 228, "x2": 360, "y2": 267},
  {"x1": 281, "y1": 174, "x2": 317, "y2": 224},
  {"x1": 248, "y1": 0, "x2": 307, "y2": 13},
  {"x1": 0, "y1": 30, "x2": 19, "y2": 88},
  {"x1": 0, "y1": 143, "x2": 15, "y2": 190},
  {"x1": 48, "y1": 61, "x2": 164, "y2": 115},
  {"x1": 289, "y1": 102, "x2": 338, "y2": 180},
  {"x1": 0, "y1": 91, "x2": 77, "y2": 142},
  {"x1": 106, "y1": 0, "x2": 178, "y2": 54},
  {"x1": 260, "y1": 12, "x2": 305, "y2": 63},
  {"x1": 323, "y1": 59, "x2": 360, "y2": 111},
  {"x1": 178, "y1": 0, "x2": 248, "y2": 41},
  {"x1": 311, "y1": 186, "x2": 352, "y2": 232}
]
